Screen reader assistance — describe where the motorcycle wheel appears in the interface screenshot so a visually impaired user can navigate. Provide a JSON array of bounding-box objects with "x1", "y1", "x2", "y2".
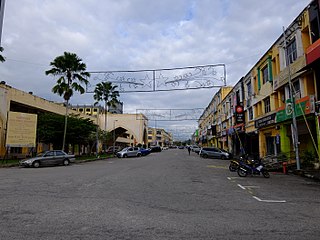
[
  {"x1": 237, "y1": 168, "x2": 247, "y2": 177},
  {"x1": 229, "y1": 163, "x2": 237, "y2": 172},
  {"x1": 262, "y1": 170, "x2": 270, "y2": 178}
]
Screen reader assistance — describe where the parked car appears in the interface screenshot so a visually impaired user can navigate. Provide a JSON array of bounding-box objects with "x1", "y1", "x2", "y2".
[
  {"x1": 199, "y1": 147, "x2": 232, "y2": 160},
  {"x1": 19, "y1": 150, "x2": 75, "y2": 168},
  {"x1": 140, "y1": 148, "x2": 151, "y2": 156},
  {"x1": 116, "y1": 147, "x2": 142, "y2": 158},
  {"x1": 178, "y1": 146, "x2": 185, "y2": 149},
  {"x1": 191, "y1": 145, "x2": 201, "y2": 153},
  {"x1": 150, "y1": 146, "x2": 162, "y2": 152},
  {"x1": 106, "y1": 146, "x2": 121, "y2": 154}
]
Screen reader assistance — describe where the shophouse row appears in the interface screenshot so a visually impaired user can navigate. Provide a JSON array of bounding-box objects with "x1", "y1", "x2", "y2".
[{"x1": 197, "y1": 1, "x2": 320, "y2": 165}]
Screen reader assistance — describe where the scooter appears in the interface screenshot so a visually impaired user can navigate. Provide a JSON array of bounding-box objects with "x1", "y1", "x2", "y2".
[{"x1": 237, "y1": 159, "x2": 270, "y2": 178}]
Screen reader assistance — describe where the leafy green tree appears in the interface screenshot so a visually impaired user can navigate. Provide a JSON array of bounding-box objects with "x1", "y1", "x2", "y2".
[
  {"x1": 45, "y1": 52, "x2": 90, "y2": 151},
  {"x1": 37, "y1": 112, "x2": 97, "y2": 151},
  {"x1": 0, "y1": 47, "x2": 5, "y2": 62},
  {"x1": 93, "y1": 82, "x2": 120, "y2": 149}
]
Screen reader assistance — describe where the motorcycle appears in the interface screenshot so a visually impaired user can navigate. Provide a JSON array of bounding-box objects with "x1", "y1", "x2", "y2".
[
  {"x1": 229, "y1": 154, "x2": 251, "y2": 172},
  {"x1": 237, "y1": 158, "x2": 270, "y2": 178}
]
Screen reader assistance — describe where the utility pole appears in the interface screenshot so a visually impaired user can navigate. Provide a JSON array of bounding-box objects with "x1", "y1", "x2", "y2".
[{"x1": 283, "y1": 26, "x2": 300, "y2": 170}]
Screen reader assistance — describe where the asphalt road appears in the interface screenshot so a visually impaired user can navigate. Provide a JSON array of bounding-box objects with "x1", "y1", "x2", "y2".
[{"x1": 1, "y1": 149, "x2": 320, "y2": 240}]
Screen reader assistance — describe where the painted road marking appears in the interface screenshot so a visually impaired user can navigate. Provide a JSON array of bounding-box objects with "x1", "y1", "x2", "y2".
[
  {"x1": 207, "y1": 165, "x2": 228, "y2": 169},
  {"x1": 242, "y1": 185, "x2": 260, "y2": 189},
  {"x1": 237, "y1": 184, "x2": 246, "y2": 190},
  {"x1": 253, "y1": 196, "x2": 286, "y2": 203}
]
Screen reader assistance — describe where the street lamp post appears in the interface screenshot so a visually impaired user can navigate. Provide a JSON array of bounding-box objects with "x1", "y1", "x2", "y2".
[{"x1": 113, "y1": 120, "x2": 118, "y2": 155}]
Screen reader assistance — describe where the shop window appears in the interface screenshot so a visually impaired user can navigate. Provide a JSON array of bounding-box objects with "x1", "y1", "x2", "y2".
[{"x1": 266, "y1": 136, "x2": 275, "y2": 155}]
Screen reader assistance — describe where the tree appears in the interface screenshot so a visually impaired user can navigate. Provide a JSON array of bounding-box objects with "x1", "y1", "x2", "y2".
[
  {"x1": 93, "y1": 82, "x2": 120, "y2": 149},
  {"x1": 45, "y1": 52, "x2": 90, "y2": 151},
  {"x1": 37, "y1": 112, "x2": 97, "y2": 152},
  {"x1": 0, "y1": 47, "x2": 5, "y2": 62}
]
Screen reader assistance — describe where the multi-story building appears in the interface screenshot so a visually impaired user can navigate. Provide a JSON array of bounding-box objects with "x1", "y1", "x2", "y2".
[
  {"x1": 0, "y1": 82, "x2": 148, "y2": 158},
  {"x1": 147, "y1": 127, "x2": 172, "y2": 147},
  {"x1": 198, "y1": 0, "x2": 320, "y2": 167},
  {"x1": 198, "y1": 87, "x2": 232, "y2": 147}
]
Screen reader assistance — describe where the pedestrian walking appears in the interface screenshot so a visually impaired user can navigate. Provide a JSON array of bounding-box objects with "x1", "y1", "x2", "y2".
[{"x1": 187, "y1": 146, "x2": 191, "y2": 155}]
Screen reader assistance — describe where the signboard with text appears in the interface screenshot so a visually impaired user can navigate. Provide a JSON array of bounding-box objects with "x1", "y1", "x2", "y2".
[
  {"x1": 276, "y1": 96, "x2": 314, "y2": 123},
  {"x1": 235, "y1": 105, "x2": 244, "y2": 124},
  {"x1": 6, "y1": 112, "x2": 37, "y2": 147}
]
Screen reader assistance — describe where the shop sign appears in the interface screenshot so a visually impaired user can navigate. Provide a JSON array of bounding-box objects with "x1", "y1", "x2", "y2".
[
  {"x1": 276, "y1": 96, "x2": 315, "y2": 123},
  {"x1": 233, "y1": 124, "x2": 244, "y2": 133},
  {"x1": 254, "y1": 113, "x2": 276, "y2": 128},
  {"x1": 235, "y1": 105, "x2": 244, "y2": 124}
]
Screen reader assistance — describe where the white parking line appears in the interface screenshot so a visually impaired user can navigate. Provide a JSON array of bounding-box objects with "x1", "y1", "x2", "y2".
[
  {"x1": 253, "y1": 196, "x2": 286, "y2": 203},
  {"x1": 237, "y1": 184, "x2": 246, "y2": 190}
]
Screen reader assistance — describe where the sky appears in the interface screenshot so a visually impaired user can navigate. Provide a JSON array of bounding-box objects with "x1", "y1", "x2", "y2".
[{"x1": 0, "y1": 0, "x2": 311, "y2": 140}]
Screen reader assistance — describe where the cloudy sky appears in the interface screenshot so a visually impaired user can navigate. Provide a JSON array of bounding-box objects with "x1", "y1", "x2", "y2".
[{"x1": 0, "y1": 0, "x2": 311, "y2": 140}]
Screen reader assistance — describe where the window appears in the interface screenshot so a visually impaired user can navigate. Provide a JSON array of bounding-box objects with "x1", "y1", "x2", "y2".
[
  {"x1": 286, "y1": 39, "x2": 297, "y2": 64},
  {"x1": 292, "y1": 80, "x2": 301, "y2": 99},
  {"x1": 262, "y1": 66, "x2": 269, "y2": 84},
  {"x1": 79, "y1": 108, "x2": 83, "y2": 112},
  {"x1": 55, "y1": 151, "x2": 65, "y2": 156},
  {"x1": 264, "y1": 97, "x2": 271, "y2": 113},
  {"x1": 247, "y1": 81, "x2": 252, "y2": 97},
  {"x1": 11, "y1": 147, "x2": 22, "y2": 154},
  {"x1": 148, "y1": 136, "x2": 152, "y2": 140},
  {"x1": 156, "y1": 136, "x2": 162, "y2": 140},
  {"x1": 156, "y1": 130, "x2": 161, "y2": 135},
  {"x1": 248, "y1": 107, "x2": 253, "y2": 120},
  {"x1": 148, "y1": 130, "x2": 152, "y2": 134},
  {"x1": 236, "y1": 90, "x2": 240, "y2": 105}
]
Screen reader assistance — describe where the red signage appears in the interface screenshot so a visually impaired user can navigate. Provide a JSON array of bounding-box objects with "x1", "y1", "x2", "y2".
[{"x1": 235, "y1": 105, "x2": 244, "y2": 124}]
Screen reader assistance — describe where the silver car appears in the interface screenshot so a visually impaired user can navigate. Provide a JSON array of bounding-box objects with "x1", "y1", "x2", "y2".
[
  {"x1": 116, "y1": 147, "x2": 142, "y2": 158},
  {"x1": 199, "y1": 147, "x2": 232, "y2": 160},
  {"x1": 19, "y1": 150, "x2": 75, "y2": 168}
]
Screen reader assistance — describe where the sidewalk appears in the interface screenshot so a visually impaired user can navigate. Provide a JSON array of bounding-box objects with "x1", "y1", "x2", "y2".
[{"x1": 292, "y1": 169, "x2": 320, "y2": 181}]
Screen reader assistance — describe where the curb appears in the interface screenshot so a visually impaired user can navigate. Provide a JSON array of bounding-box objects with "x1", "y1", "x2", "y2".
[{"x1": 0, "y1": 156, "x2": 115, "y2": 168}]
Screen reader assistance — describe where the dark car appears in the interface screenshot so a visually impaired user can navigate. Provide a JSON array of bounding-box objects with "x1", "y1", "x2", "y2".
[
  {"x1": 150, "y1": 146, "x2": 162, "y2": 152},
  {"x1": 19, "y1": 150, "x2": 75, "y2": 168},
  {"x1": 140, "y1": 148, "x2": 151, "y2": 156},
  {"x1": 199, "y1": 147, "x2": 232, "y2": 160}
]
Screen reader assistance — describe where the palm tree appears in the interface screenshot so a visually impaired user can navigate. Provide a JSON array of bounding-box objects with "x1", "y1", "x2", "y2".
[
  {"x1": 45, "y1": 52, "x2": 90, "y2": 151},
  {"x1": 93, "y1": 82, "x2": 120, "y2": 150},
  {"x1": 0, "y1": 47, "x2": 5, "y2": 62}
]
